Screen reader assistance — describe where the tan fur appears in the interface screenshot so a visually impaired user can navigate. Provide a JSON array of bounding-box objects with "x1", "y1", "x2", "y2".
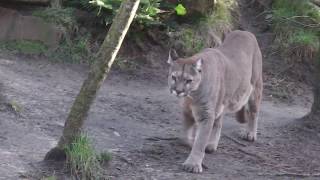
[{"x1": 167, "y1": 30, "x2": 263, "y2": 173}]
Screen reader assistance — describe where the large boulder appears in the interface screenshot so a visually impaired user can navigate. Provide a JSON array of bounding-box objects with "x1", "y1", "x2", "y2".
[{"x1": 0, "y1": 7, "x2": 63, "y2": 47}]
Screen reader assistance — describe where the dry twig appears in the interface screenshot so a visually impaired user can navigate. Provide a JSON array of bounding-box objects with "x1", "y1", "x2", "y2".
[{"x1": 222, "y1": 134, "x2": 247, "y2": 147}]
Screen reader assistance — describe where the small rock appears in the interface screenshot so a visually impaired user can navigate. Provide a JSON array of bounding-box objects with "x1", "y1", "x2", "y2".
[{"x1": 113, "y1": 131, "x2": 121, "y2": 137}]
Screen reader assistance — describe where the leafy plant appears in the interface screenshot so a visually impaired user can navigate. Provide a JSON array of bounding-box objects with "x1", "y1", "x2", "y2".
[
  {"x1": 88, "y1": 0, "x2": 164, "y2": 26},
  {"x1": 67, "y1": 0, "x2": 176, "y2": 27},
  {"x1": 175, "y1": 4, "x2": 187, "y2": 16}
]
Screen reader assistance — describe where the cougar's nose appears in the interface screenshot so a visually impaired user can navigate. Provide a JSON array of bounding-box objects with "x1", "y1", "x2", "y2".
[{"x1": 176, "y1": 90, "x2": 186, "y2": 97}]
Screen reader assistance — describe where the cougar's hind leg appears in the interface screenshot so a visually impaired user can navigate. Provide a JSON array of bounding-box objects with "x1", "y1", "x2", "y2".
[
  {"x1": 205, "y1": 115, "x2": 223, "y2": 153},
  {"x1": 183, "y1": 97, "x2": 196, "y2": 147},
  {"x1": 240, "y1": 81, "x2": 262, "y2": 142}
]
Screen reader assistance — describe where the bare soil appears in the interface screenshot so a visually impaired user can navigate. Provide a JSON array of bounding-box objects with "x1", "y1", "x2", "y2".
[{"x1": 0, "y1": 0, "x2": 319, "y2": 179}]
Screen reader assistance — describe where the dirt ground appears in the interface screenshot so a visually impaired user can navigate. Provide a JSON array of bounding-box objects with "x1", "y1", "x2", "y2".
[{"x1": 1, "y1": 0, "x2": 320, "y2": 180}]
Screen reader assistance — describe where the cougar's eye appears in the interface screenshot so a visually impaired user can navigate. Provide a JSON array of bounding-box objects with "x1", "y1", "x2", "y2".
[
  {"x1": 172, "y1": 75, "x2": 177, "y2": 81},
  {"x1": 186, "y1": 79, "x2": 192, "y2": 84}
]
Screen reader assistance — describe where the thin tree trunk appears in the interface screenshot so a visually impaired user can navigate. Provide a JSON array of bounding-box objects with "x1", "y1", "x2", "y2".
[
  {"x1": 50, "y1": 0, "x2": 61, "y2": 8},
  {"x1": 45, "y1": 0, "x2": 140, "y2": 161}
]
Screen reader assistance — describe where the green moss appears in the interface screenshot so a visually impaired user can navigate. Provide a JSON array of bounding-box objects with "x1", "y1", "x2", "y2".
[{"x1": 1, "y1": 40, "x2": 47, "y2": 55}]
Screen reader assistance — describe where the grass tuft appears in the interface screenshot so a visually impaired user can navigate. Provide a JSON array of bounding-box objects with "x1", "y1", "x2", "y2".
[
  {"x1": 289, "y1": 30, "x2": 319, "y2": 49},
  {"x1": 65, "y1": 134, "x2": 111, "y2": 179}
]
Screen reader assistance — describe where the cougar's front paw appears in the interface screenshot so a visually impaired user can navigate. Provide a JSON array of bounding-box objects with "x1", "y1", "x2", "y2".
[
  {"x1": 182, "y1": 160, "x2": 202, "y2": 173},
  {"x1": 239, "y1": 130, "x2": 256, "y2": 142}
]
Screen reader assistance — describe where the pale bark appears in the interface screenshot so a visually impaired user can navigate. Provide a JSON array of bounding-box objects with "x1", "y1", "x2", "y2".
[
  {"x1": 45, "y1": 0, "x2": 140, "y2": 160},
  {"x1": 50, "y1": 0, "x2": 61, "y2": 8}
]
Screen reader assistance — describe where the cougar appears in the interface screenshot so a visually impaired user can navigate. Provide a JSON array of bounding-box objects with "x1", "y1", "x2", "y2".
[{"x1": 167, "y1": 30, "x2": 263, "y2": 173}]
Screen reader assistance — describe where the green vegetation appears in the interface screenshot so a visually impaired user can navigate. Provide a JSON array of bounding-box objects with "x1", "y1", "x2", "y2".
[
  {"x1": 41, "y1": 176, "x2": 56, "y2": 180},
  {"x1": 65, "y1": 134, "x2": 111, "y2": 179},
  {"x1": 114, "y1": 57, "x2": 140, "y2": 71},
  {"x1": 206, "y1": 0, "x2": 234, "y2": 27},
  {"x1": 171, "y1": 0, "x2": 236, "y2": 55},
  {"x1": 199, "y1": 0, "x2": 235, "y2": 40},
  {"x1": 0, "y1": 40, "x2": 47, "y2": 55},
  {"x1": 272, "y1": 0, "x2": 320, "y2": 60},
  {"x1": 0, "y1": 0, "x2": 238, "y2": 63},
  {"x1": 97, "y1": 151, "x2": 112, "y2": 163},
  {"x1": 0, "y1": 38, "x2": 91, "y2": 63},
  {"x1": 289, "y1": 30, "x2": 319, "y2": 49},
  {"x1": 175, "y1": 3, "x2": 187, "y2": 16},
  {"x1": 33, "y1": 8, "x2": 77, "y2": 31},
  {"x1": 8, "y1": 100, "x2": 23, "y2": 113},
  {"x1": 68, "y1": 0, "x2": 166, "y2": 26},
  {"x1": 50, "y1": 37, "x2": 93, "y2": 64},
  {"x1": 178, "y1": 28, "x2": 205, "y2": 55},
  {"x1": 32, "y1": 7, "x2": 91, "y2": 63}
]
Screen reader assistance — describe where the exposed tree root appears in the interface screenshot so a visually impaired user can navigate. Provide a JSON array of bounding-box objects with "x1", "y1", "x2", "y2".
[{"x1": 44, "y1": 147, "x2": 66, "y2": 161}]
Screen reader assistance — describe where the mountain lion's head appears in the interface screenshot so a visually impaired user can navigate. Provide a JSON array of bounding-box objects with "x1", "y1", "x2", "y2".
[{"x1": 167, "y1": 49, "x2": 203, "y2": 97}]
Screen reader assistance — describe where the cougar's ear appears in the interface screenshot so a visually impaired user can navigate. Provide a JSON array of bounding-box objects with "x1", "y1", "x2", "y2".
[
  {"x1": 167, "y1": 49, "x2": 179, "y2": 64},
  {"x1": 193, "y1": 58, "x2": 202, "y2": 72}
]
